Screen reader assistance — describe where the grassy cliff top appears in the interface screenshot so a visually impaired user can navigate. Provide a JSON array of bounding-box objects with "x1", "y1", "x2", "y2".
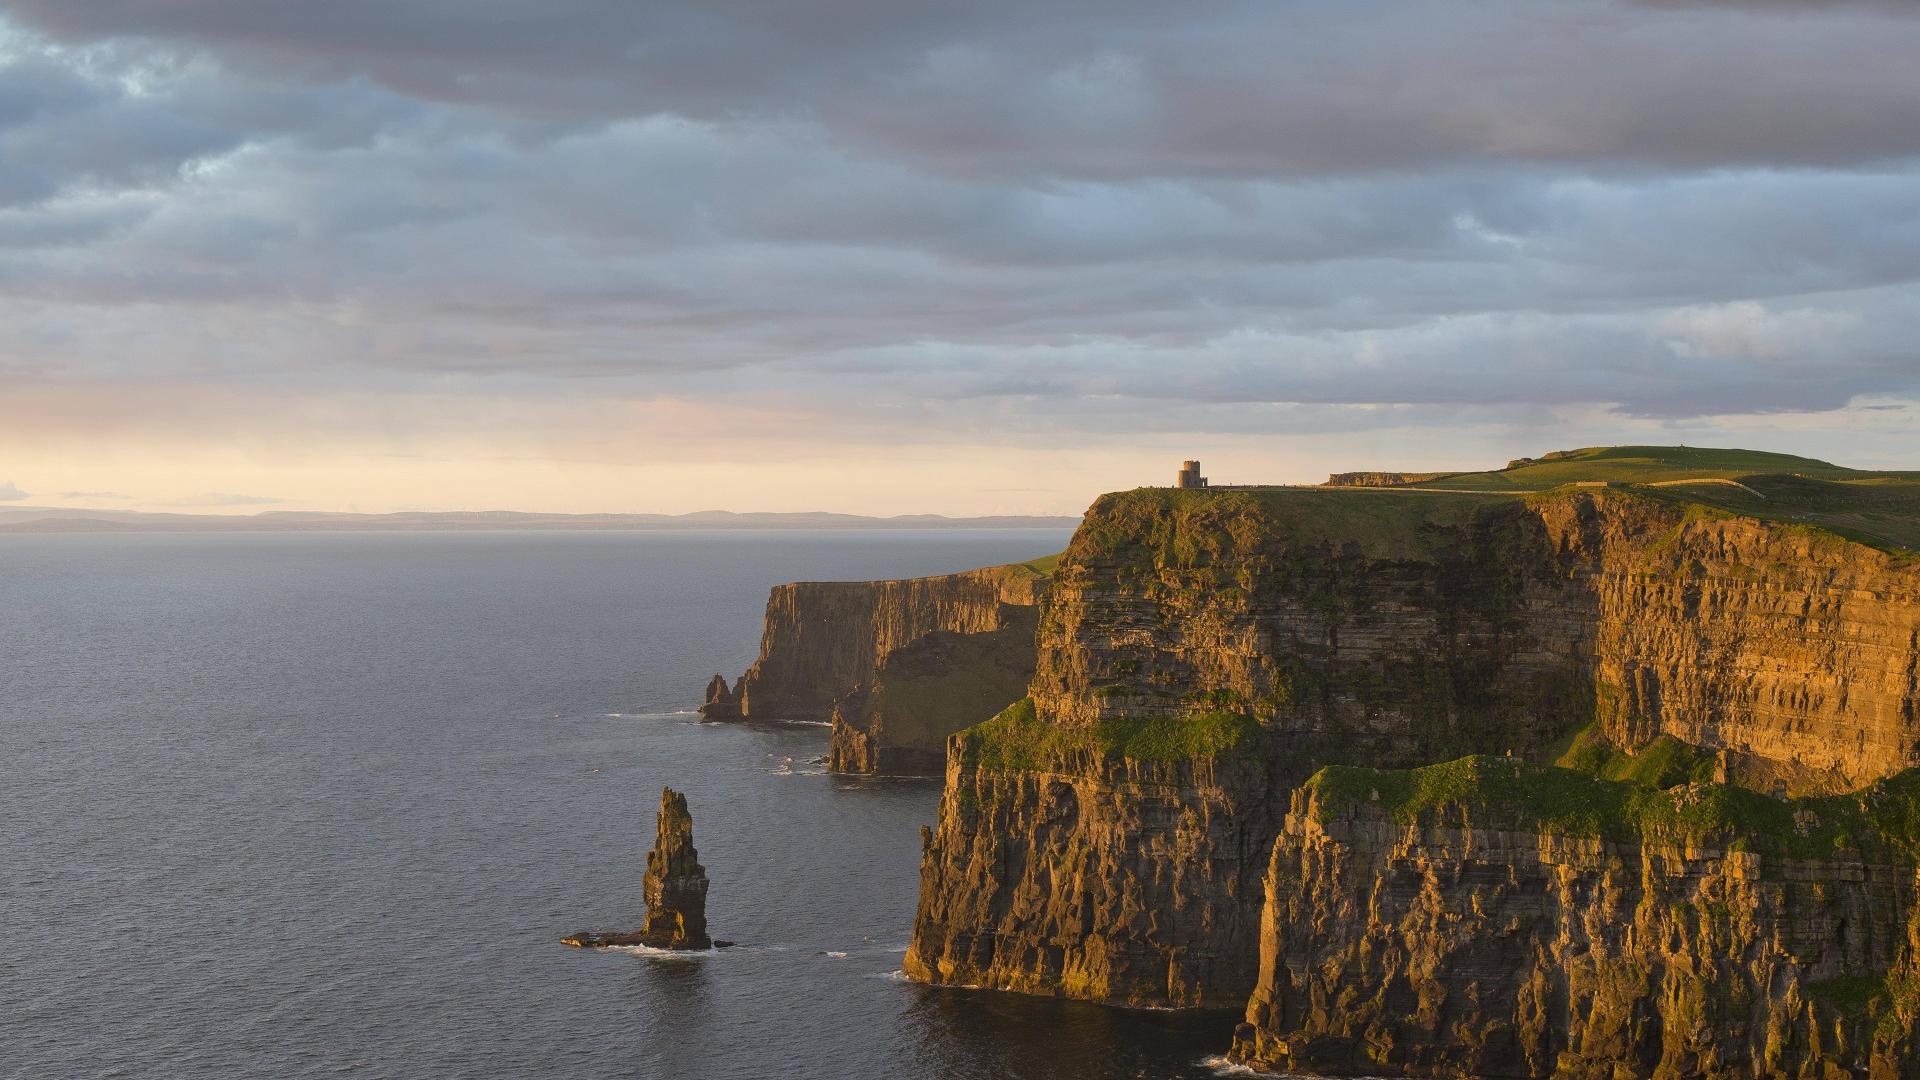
[
  {"x1": 1336, "y1": 444, "x2": 1920, "y2": 555},
  {"x1": 1405, "y1": 444, "x2": 1864, "y2": 491},
  {"x1": 1307, "y1": 754, "x2": 1920, "y2": 863},
  {"x1": 1003, "y1": 552, "x2": 1064, "y2": 578},
  {"x1": 1077, "y1": 486, "x2": 1512, "y2": 564},
  {"x1": 1071, "y1": 446, "x2": 1920, "y2": 566},
  {"x1": 955, "y1": 697, "x2": 1262, "y2": 770}
]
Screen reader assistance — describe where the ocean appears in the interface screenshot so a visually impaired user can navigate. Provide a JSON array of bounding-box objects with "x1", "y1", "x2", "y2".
[{"x1": 1, "y1": 529, "x2": 1249, "y2": 1080}]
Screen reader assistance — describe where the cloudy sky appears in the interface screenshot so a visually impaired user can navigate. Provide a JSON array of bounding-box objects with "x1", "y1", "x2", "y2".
[{"x1": 2, "y1": 0, "x2": 1917, "y2": 515}]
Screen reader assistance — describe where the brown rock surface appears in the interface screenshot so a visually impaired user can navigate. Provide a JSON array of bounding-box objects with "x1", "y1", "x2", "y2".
[
  {"x1": 564, "y1": 787, "x2": 712, "y2": 950},
  {"x1": 907, "y1": 485, "x2": 1920, "y2": 1010},
  {"x1": 1230, "y1": 764, "x2": 1920, "y2": 1078},
  {"x1": 704, "y1": 559, "x2": 1054, "y2": 775},
  {"x1": 719, "y1": 562, "x2": 1046, "y2": 724},
  {"x1": 827, "y1": 624, "x2": 1038, "y2": 775}
]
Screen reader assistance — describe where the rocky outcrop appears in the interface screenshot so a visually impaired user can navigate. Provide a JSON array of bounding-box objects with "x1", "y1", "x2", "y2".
[
  {"x1": 564, "y1": 787, "x2": 713, "y2": 950},
  {"x1": 907, "y1": 485, "x2": 1920, "y2": 1011},
  {"x1": 699, "y1": 673, "x2": 741, "y2": 720},
  {"x1": 1230, "y1": 758, "x2": 1920, "y2": 1078},
  {"x1": 642, "y1": 787, "x2": 711, "y2": 949}
]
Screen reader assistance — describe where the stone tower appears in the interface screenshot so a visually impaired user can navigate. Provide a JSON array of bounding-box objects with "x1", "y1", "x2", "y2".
[{"x1": 1176, "y1": 460, "x2": 1208, "y2": 488}]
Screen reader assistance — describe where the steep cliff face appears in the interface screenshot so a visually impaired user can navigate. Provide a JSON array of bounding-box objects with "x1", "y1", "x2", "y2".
[
  {"x1": 904, "y1": 707, "x2": 1281, "y2": 1006},
  {"x1": 827, "y1": 620, "x2": 1037, "y2": 775},
  {"x1": 1533, "y1": 492, "x2": 1920, "y2": 794},
  {"x1": 1231, "y1": 758, "x2": 1920, "y2": 1078},
  {"x1": 909, "y1": 489, "x2": 1598, "y2": 1007},
  {"x1": 907, "y1": 484, "x2": 1920, "y2": 1011},
  {"x1": 707, "y1": 561, "x2": 1047, "y2": 724}
]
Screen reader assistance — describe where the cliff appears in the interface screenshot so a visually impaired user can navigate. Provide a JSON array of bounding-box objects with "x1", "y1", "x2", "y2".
[
  {"x1": 907, "y1": 469, "x2": 1920, "y2": 1014},
  {"x1": 705, "y1": 559, "x2": 1048, "y2": 724},
  {"x1": 827, "y1": 622, "x2": 1038, "y2": 774},
  {"x1": 1534, "y1": 491, "x2": 1920, "y2": 794},
  {"x1": 1231, "y1": 757, "x2": 1920, "y2": 1078},
  {"x1": 703, "y1": 556, "x2": 1056, "y2": 774}
]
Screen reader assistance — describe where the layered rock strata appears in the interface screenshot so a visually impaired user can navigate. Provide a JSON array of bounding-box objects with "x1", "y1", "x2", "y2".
[
  {"x1": 908, "y1": 489, "x2": 1597, "y2": 1006},
  {"x1": 705, "y1": 560, "x2": 1052, "y2": 775},
  {"x1": 908, "y1": 485, "x2": 1920, "y2": 1011},
  {"x1": 1534, "y1": 493, "x2": 1920, "y2": 794},
  {"x1": 1230, "y1": 758, "x2": 1920, "y2": 1078},
  {"x1": 706, "y1": 562, "x2": 1046, "y2": 724},
  {"x1": 827, "y1": 623, "x2": 1038, "y2": 775}
]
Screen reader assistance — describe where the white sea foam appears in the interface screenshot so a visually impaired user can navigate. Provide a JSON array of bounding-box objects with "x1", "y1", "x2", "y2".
[
  {"x1": 822, "y1": 950, "x2": 848, "y2": 959},
  {"x1": 1197, "y1": 1055, "x2": 1383, "y2": 1079},
  {"x1": 602, "y1": 944, "x2": 710, "y2": 961}
]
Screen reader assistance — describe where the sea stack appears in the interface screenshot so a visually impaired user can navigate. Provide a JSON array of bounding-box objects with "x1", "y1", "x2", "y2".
[
  {"x1": 563, "y1": 786, "x2": 716, "y2": 950},
  {"x1": 640, "y1": 787, "x2": 710, "y2": 949},
  {"x1": 698, "y1": 674, "x2": 741, "y2": 720}
]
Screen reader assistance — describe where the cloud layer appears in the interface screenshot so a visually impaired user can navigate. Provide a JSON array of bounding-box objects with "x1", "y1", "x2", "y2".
[{"x1": 1, "y1": 0, "x2": 1917, "y2": 511}]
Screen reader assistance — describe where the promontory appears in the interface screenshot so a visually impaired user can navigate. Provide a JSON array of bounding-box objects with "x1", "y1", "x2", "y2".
[{"x1": 721, "y1": 445, "x2": 1920, "y2": 1078}]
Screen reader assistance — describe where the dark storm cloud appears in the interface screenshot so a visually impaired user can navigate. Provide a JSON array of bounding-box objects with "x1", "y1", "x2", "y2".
[
  {"x1": 0, "y1": 0, "x2": 1917, "y2": 437},
  {"x1": 9, "y1": 1, "x2": 1920, "y2": 176}
]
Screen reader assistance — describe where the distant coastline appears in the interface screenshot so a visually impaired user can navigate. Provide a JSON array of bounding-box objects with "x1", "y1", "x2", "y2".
[{"x1": 0, "y1": 506, "x2": 1083, "y2": 534}]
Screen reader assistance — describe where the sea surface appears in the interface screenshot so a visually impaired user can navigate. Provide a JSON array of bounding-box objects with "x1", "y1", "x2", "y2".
[{"x1": 1, "y1": 529, "x2": 1253, "y2": 1080}]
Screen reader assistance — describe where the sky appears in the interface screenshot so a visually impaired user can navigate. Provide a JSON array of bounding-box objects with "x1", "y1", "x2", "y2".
[{"x1": 1, "y1": 0, "x2": 1918, "y2": 516}]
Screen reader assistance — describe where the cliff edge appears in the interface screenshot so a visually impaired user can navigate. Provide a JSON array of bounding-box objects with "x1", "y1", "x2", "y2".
[{"x1": 907, "y1": 447, "x2": 1920, "y2": 1036}]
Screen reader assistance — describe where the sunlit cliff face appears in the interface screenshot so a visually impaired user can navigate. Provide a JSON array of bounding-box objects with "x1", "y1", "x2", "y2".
[{"x1": 2, "y1": 1, "x2": 1919, "y2": 514}]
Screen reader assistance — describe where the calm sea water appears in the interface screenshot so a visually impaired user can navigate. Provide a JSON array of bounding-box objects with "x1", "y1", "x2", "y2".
[{"x1": 1, "y1": 530, "x2": 1247, "y2": 1080}]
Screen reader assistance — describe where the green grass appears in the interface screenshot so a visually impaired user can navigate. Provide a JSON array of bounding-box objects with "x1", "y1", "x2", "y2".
[
  {"x1": 956, "y1": 697, "x2": 1262, "y2": 770},
  {"x1": 1076, "y1": 486, "x2": 1510, "y2": 566},
  {"x1": 1006, "y1": 552, "x2": 1064, "y2": 578},
  {"x1": 1388, "y1": 444, "x2": 1920, "y2": 555},
  {"x1": 1809, "y1": 975, "x2": 1889, "y2": 1015},
  {"x1": 1084, "y1": 446, "x2": 1920, "y2": 571},
  {"x1": 1806, "y1": 974, "x2": 1920, "y2": 1041},
  {"x1": 1307, "y1": 754, "x2": 1920, "y2": 863},
  {"x1": 1554, "y1": 725, "x2": 1718, "y2": 789},
  {"x1": 1409, "y1": 445, "x2": 1862, "y2": 492}
]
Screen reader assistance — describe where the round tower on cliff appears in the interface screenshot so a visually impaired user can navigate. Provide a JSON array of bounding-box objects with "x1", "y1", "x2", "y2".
[{"x1": 1176, "y1": 460, "x2": 1208, "y2": 489}]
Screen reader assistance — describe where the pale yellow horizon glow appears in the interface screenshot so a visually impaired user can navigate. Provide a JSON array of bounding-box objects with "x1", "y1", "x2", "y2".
[{"x1": 6, "y1": 379, "x2": 1918, "y2": 518}]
